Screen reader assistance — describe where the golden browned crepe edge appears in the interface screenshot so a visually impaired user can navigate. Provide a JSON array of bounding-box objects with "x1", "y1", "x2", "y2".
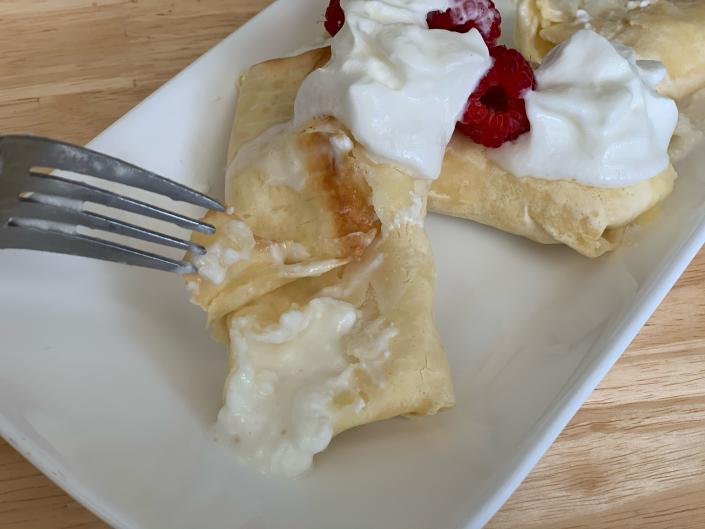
[{"x1": 433, "y1": 135, "x2": 677, "y2": 258}]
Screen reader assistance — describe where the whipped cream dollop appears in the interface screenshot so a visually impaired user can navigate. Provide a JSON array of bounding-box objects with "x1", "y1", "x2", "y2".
[
  {"x1": 294, "y1": 0, "x2": 492, "y2": 180},
  {"x1": 490, "y1": 29, "x2": 678, "y2": 187}
]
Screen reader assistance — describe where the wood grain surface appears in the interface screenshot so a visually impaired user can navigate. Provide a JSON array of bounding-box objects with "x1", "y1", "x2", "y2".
[{"x1": 1, "y1": 1, "x2": 704, "y2": 528}]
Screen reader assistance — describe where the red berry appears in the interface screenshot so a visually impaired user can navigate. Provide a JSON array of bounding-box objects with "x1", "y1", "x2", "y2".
[
  {"x1": 457, "y1": 46, "x2": 535, "y2": 148},
  {"x1": 427, "y1": 0, "x2": 502, "y2": 46},
  {"x1": 325, "y1": 0, "x2": 345, "y2": 37}
]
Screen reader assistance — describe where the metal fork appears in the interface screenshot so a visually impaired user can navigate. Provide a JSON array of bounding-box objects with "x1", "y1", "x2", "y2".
[{"x1": 0, "y1": 135, "x2": 224, "y2": 273}]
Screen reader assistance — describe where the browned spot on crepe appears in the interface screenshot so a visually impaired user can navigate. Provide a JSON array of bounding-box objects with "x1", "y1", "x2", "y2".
[{"x1": 297, "y1": 127, "x2": 380, "y2": 257}]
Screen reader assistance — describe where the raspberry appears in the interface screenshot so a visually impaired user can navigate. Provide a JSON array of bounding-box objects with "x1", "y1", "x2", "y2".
[
  {"x1": 457, "y1": 46, "x2": 535, "y2": 148},
  {"x1": 325, "y1": 0, "x2": 345, "y2": 37},
  {"x1": 427, "y1": 0, "x2": 502, "y2": 46}
]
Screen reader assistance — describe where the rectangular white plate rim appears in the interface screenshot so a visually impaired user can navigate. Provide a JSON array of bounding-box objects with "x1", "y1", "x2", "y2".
[{"x1": 2, "y1": 1, "x2": 704, "y2": 528}]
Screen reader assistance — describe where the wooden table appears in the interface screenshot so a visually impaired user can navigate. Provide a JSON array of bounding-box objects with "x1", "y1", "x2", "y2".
[{"x1": 1, "y1": 2, "x2": 704, "y2": 528}]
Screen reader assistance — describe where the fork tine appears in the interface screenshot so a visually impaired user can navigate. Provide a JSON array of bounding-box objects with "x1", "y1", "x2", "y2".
[
  {"x1": 5, "y1": 222, "x2": 195, "y2": 273},
  {"x1": 9, "y1": 200, "x2": 206, "y2": 255},
  {"x1": 26, "y1": 171, "x2": 216, "y2": 234},
  {"x1": 0, "y1": 135, "x2": 225, "y2": 211}
]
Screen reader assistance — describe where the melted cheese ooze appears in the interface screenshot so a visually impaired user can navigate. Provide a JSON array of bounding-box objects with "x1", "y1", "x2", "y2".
[
  {"x1": 193, "y1": 220, "x2": 255, "y2": 284},
  {"x1": 216, "y1": 297, "x2": 396, "y2": 477}
]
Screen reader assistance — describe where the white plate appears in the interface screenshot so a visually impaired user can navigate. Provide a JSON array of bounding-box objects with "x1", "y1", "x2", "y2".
[{"x1": 2, "y1": 1, "x2": 704, "y2": 528}]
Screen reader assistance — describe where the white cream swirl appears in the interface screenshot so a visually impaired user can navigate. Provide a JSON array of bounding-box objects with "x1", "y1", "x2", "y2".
[
  {"x1": 490, "y1": 29, "x2": 678, "y2": 187},
  {"x1": 294, "y1": 0, "x2": 492, "y2": 180}
]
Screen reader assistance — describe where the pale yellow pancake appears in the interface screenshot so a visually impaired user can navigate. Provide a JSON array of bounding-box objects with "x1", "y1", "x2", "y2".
[{"x1": 186, "y1": 49, "x2": 455, "y2": 455}]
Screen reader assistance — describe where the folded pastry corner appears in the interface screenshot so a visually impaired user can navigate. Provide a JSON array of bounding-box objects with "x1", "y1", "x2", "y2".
[
  {"x1": 515, "y1": 0, "x2": 705, "y2": 100},
  {"x1": 185, "y1": 210, "x2": 365, "y2": 341},
  {"x1": 186, "y1": 52, "x2": 454, "y2": 477},
  {"x1": 227, "y1": 47, "x2": 332, "y2": 161}
]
